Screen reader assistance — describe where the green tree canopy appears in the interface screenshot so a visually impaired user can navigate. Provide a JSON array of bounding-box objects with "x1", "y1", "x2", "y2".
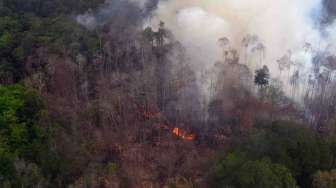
[
  {"x1": 210, "y1": 152, "x2": 298, "y2": 188},
  {"x1": 0, "y1": 85, "x2": 54, "y2": 187},
  {"x1": 235, "y1": 121, "x2": 336, "y2": 187}
]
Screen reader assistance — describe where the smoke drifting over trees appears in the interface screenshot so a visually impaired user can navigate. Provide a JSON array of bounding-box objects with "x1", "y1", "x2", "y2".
[
  {"x1": 148, "y1": 0, "x2": 335, "y2": 92},
  {"x1": 76, "y1": 0, "x2": 158, "y2": 29}
]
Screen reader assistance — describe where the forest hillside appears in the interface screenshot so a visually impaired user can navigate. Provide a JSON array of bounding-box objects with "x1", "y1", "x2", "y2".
[{"x1": 1, "y1": 0, "x2": 336, "y2": 188}]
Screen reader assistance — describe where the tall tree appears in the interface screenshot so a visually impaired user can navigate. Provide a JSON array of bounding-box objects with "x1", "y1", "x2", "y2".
[{"x1": 255, "y1": 65, "x2": 270, "y2": 88}]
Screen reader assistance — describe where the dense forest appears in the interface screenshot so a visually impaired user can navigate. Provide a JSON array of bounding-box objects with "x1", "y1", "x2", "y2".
[{"x1": 1, "y1": 0, "x2": 336, "y2": 187}]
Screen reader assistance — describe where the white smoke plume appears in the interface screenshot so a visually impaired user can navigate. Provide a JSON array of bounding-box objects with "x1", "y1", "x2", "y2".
[
  {"x1": 77, "y1": 0, "x2": 152, "y2": 30},
  {"x1": 148, "y1": 0, "x2": 336, "y2": 102},
  {"x1": 76, "y1": 0, "x2": 336, "y2": 104}
]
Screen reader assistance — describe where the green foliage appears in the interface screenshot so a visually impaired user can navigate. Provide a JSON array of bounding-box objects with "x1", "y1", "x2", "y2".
[
  {"x1": 210, "y1": 152, "x2": 298, "y2": 188},
  {"x1": 233, "y1": 121, "x2": 336, "y2": 188},
  {"x1": 19, "y1": 14, "x2": 100, "y2": 56},
  {"x1": 0, "y1": 31, "x2": 12, "y2": 48},
  {"x1": 0, "y1": 0, "x2": 106, "y2": 185},
  {"x1": 0, "y1": 1, "x2": 102, "y2": 84},
  {"x1": 2, "y1": 0, "x2": 104, "y2": 17},
  {"x1": 0, "y1": 85, "x2": 54, "y2": 187},
  {"x1": 0, "y1": 16, "x2": 21, "y2": 33}
]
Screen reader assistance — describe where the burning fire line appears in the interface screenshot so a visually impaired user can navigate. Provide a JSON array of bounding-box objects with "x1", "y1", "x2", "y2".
[
  {"x1": 172, "y1": 127, "x2": 196, "y2": 141},
  {"x1": 138, "y1": 104, "x2": 196, "y2": 141}
]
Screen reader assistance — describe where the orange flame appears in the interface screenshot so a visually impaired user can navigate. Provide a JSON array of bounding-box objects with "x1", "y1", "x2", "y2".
[
  {"x1": 172, "y1": 128, "x2": 196, "y2": 141},
  {"x1": 136, "y1": 102, "x2": 196, "y2": 141}
]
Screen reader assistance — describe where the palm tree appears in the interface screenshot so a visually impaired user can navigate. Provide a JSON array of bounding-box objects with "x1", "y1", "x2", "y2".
[
  {"x1": 255, "y1": 65, "x2": 270, "y2": 99},
  {"x1": 143, "y1": 26, "x2": 155, "y2": 46},
  {"x1": 156, "y1": 21, "x2": 167, "y2": 47},
  {"x1": 255, "y1": 65, "x2": 270, "y2": 88}
]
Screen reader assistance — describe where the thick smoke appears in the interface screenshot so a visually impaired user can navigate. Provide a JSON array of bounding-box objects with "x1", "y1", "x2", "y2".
[
  {"x1": 76, "y1": 0, "x2": 336, "y2": 105},
  {"x1": 147, "y1": 0, "x2": 336, "y2": 102},
  {"x1": 76, "y1": 0, "x2": 157, "y2": 30},
  {"x1": 322, "y1": 0, "x2": 336, "y2": 24}
]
